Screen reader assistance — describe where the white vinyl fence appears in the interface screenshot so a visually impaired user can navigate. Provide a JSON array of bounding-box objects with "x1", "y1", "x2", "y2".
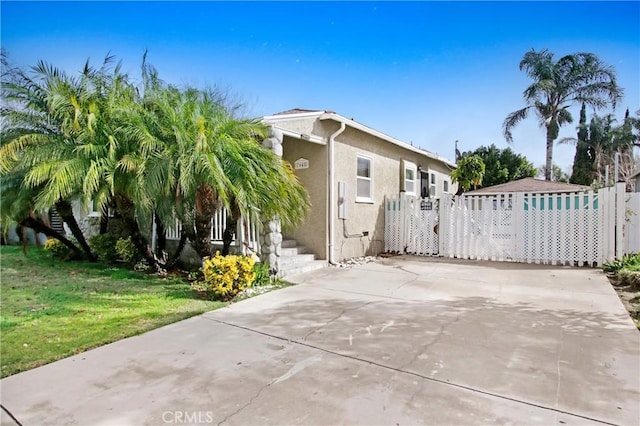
[
  {"x1": 385, "y1": 182, "x2": 633, "y2": 266},
  {"x1": 164, "y1": 209, "x2": 261, "y2": 255},
  {"x1": 384, "y1": 196, "x2": 439, "y2": 255},
  {"x1": 625, "y1": 192, "x2": 640, "y2": 254}
]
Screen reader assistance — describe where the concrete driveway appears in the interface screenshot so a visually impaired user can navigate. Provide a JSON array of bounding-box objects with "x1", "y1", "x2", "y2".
[{"x1": 2, "y1": 256, "x2": 639, "y2": 426}]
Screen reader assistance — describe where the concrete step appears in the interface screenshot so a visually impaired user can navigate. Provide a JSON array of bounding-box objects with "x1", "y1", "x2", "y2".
[
  {"x1": 280, "y1": 260, "x2": 327, "y2": 278},
  {"x1": 282, "y1": 240, "x2": 298, "y2": 248},
  {"x1": 280, "y1": 246, "x2": 306, "y2": 256},
  {"x1": 277, "y1": 239, "x2": 324, "y2": 278},
  {"x1": 279, "y1": 253, "x2": 317, "y2": 268}
]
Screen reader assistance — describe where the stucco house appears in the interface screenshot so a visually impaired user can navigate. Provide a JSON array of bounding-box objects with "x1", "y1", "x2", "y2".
[
  {"x1": 5, "y1": 108, "x2": 456, "y2": 276},
  {"x1": 262, "y1": 108, "x2": 456, "y2": 265}
]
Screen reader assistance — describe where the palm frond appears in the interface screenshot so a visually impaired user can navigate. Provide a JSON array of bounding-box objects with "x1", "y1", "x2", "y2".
[
  {"x1": 557, "y1": 136, "x2": 577, "y2": 145},
  {"x1": 502, "y1": 107, "x2": 530, "y2": 143}
]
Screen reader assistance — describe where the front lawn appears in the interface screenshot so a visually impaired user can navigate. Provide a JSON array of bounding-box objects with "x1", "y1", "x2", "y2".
[{"x1": 0, "y1": 246, "x2": 225, "y2": 378}]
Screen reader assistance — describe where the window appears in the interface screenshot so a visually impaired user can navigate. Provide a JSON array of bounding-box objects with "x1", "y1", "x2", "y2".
[
  {"x1": 443, "y1": 180, "x2": 449, "y2": 193},
  {"x1": 403, "y1": 161, "x2": 417, "y2": 195},
  {"x1": 356, "y1": 155, "x2": 373, "y2": 202},
  {"x1": 430, "y1": 173, "x2": 437, "y2": 198},
  {"x1": 89, "y1": 199, "x2": 101, "y2": 217}
]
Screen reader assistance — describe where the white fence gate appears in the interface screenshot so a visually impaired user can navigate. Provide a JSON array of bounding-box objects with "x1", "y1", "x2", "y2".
[
  {"x1": 385, "y1": 183, "x2": 633, "y2": 266},
  {"x1": 385, "y1": 195, "x2": 439, "y2": 255}
]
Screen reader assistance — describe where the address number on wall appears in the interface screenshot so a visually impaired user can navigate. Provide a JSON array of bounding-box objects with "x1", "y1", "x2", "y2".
[{"x1": 294, "y1": 158, "x2": 310, "y2": 169}]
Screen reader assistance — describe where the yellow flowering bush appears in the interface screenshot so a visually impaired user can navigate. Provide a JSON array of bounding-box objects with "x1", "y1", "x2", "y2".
[
  {"x1": 44, "y1": 238, "x2": 70, "y2": 259},
  {"x1": 201, "y1": 252, "x2": 256, "y2": 300}
]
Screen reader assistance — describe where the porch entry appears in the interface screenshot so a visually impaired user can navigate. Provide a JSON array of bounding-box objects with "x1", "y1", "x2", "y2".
[
  {"x1": 385, "y1": 183, "x2": 634, "y2": 266},
  {"x1": 164, "y1": 210, "x2": 261, "y2": 255}
]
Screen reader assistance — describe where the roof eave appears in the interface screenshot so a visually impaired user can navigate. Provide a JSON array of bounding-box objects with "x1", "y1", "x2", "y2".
[
  {"x1": 272, "y1": 125, "x2": 326, "y2": 145},
  {"x1": 262, "y1": 110, "x2": 326, "y2": 122},
  {"x1": 318, "y1": 112, "x2": 456, "y2": 168},
  {"x1": 466, "y1": 188, "x2": 590, "y2": 195}
]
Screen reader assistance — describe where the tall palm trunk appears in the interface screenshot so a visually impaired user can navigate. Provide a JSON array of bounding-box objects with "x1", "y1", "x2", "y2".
[
  {"x1": 20, "y1": 214, "x2": 83, "y2": 259},
  {"x1": 222, "y1": 202, "x2": 242, "y2": 256},
  {"x1": 54, "y1": 200, "x2": 97, "y2": 261},
  {"x1": 164, "y1": 232, "x2": 187, "y2": 269},
  {"x1": 545, "y1": 125, "x2": 554, "y2": 181},
  {"x1": 99, "y1": 212, "x2": 109, "y2": 234},
  {"x1": 191, "y1": 184, "x2": 218, "y2": 259},
  {"x1": 113, "y1": 194, "x2": 157, "y2": 268},
  {"x1": 154, "y1": 213, "x2": 166, "y2": 254}
]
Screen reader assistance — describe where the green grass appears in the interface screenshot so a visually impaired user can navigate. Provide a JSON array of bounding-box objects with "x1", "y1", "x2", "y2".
[{"x1": 0, "y1": 246, "x2": 225, "y2": 378}]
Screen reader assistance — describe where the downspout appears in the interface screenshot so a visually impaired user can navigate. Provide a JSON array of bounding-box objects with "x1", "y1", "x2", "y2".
[{"x1": 328, "y1": 120, "x2": 346, "y2": 265}]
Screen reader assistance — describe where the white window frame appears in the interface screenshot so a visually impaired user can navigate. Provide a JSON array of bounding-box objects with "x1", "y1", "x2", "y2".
[
  {"x1": 403, "y1": 161, "x2": 417, "y2": 196},
  {"x1": 443, "y1": 180, "x2": 449, "y2": 194},
  {"x1": 356, "y1": 154, "x2": 373, "y2": 203},
  {"x1": 88, "y1": 199, "x2": 101, "y2": 217},
  {"x1": 429, "y1": 172, "x2": 437, "y2": 198}
]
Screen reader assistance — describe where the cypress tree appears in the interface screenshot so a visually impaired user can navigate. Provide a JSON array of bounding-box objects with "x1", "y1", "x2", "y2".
[{"x1": 570, "y1": 103, "x2": 594, "y2": 185}]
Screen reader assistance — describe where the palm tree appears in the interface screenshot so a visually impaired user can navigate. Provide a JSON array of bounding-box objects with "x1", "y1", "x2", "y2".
[
  {"x1": 503, "y1": 49, "x2": 623, "y2": 180},
  {"x1": 220, "y1": 135, "x2": 310, "y2": 255},
  {"x1": 586, "y1": 111, "x2": 638, "y2": 189},
  {"x1": 130, "y1": 61, "x2": 310, "y2": 260},
  {"x1": 125, "y1": 68, "x2": 234, "y2": 260},
  {"x1": 0, "y1": 56, "x2": 112, "y2": 260},
  {"x1": 1, "y1": 54, "x2": 157, "y2": 264},
  {"x1": 0, "y1": 169, "x2": 84, "y2": 258},
  {"x1": 2, "y1": 52, "x2": 310, "y2": 267}
]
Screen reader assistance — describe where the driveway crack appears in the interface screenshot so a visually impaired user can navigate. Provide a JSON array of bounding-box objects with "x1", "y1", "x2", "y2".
[
  {"x1": 216, "y1": 380, "x2": 271, "y2": 426},
  {"x1": 391, "y1": 275, "x2": 419, "y2": 296},
  {"x1": 217, "y1": 353, "x2": 321, "y2": 425},
  {"x1": 389, "y1": 265, "x2": 420, "y2": 295},
  {"x1": 399, "y1": 314, "x2": 460, "y2": 371},
  {"x1": 301, "y1": 301, "x2": 376, "y2": 341}
]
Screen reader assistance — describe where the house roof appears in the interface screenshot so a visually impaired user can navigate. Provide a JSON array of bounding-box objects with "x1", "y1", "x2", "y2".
[
  {"x1": 273, "y1": 108, "x2": 334, "y2": 116},
  {"x1": 262, "y1": 108, "x2": 456, "y2": 168},
  {"x1": 465, "y1": 178, "x2": 590, "y2": 194}
]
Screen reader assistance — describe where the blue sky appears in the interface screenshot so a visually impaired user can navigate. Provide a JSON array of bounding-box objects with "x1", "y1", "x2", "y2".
[{"x1": 2, "y1": 1, "x2": 639, "y2": 173}]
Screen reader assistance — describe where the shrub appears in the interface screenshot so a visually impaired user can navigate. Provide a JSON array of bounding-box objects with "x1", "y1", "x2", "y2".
[
  {"x1": 89, "y1": 233, "x2": 120, "y2": 263},
  {"x1": 44, "y1": 238, "x2": 70, "y2": 259},
  {"x1": 252, "y1": 261, "x2": 272, "y2": 287},
  {"x1": 603, "y1": 252, "x2": 640, "y2": 274},
  {"x1": 116, "y1": 237, "x2": 139, "y2": 264},
  {"x1": 199, "y1": 252, "x2": 256, "y2": 300}
]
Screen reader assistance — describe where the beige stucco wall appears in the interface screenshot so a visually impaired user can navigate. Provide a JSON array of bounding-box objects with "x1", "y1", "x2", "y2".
[
  {"x1": 274, "y1": 115, "x2": 456, "y2": 262},
  {"x1": 281, "y1": 134, "x2": 328, "y2": 259},
  {"x1": 331, "y1": 126, "x2": 455, "y2": 261},
  {"x1": 269, "y1": 118, "x2": 315, "y2": 135},
  {"x1": 269, "y1": 117, "x2": 331, "y2": 139}
]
